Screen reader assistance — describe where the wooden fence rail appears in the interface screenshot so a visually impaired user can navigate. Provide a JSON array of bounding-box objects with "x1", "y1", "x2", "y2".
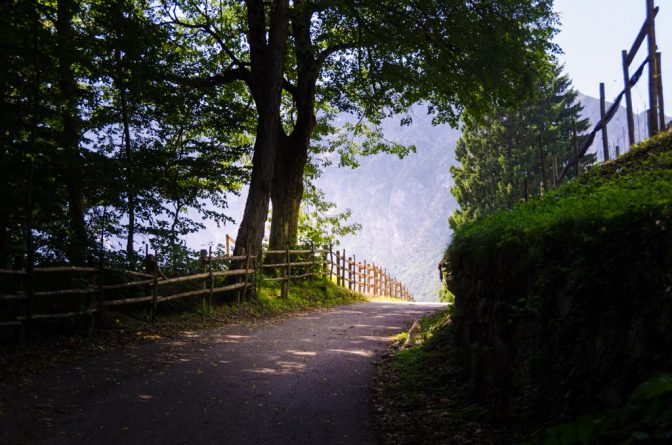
[
  {"x1": 559, "y1": 0, "x2": 666, "y2": 183},
  {"x1": 1, "y1": 237, "x2": 414, "y2": 342}
]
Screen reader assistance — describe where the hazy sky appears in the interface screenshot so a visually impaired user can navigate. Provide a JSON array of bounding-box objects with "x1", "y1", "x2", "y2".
[{"x1": 555, "y1": 0, "x2": 671, "y2": 115}]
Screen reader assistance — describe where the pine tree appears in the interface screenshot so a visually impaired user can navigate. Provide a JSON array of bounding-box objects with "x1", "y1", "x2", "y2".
[{"x1": 450, "y1": 64, "x2": 593, "y2": 228}]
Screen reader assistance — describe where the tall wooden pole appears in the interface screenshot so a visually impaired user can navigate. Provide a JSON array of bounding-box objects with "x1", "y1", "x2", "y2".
[
  {"x1": 335, "y1": 250, "x2": 340, "y2": 286},
  {"x1": 657, "y1": 52, "x2": 665, "y2": 130},
  {"x1": 622, "y1": 49, "x2": 636, "y2": 146},
  {"x1": 647, "y1": 0, "x2": 659, "y2": 136},
  {"x1": 572, "y1": 120, "x2": 580, "y2": 177},
  {"x1": 600, "y1": 82, "x2": 610, "y2": 161}
]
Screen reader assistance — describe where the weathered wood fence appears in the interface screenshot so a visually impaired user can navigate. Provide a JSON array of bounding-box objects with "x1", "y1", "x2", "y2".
[
  {"x1": 0, "y1": 237, "x2": 414, "y2": 340},
  {"x1": 560, "y1": 0, "x2": 666, "y2": 182},
  {"x1": 331, "y1": 250, "x2": 412, "y2": 301}
]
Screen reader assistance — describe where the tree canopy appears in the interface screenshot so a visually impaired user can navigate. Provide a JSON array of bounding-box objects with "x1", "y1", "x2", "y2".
[{"x1": 1, "y1": 0, "x2": 560, "y2": 282}]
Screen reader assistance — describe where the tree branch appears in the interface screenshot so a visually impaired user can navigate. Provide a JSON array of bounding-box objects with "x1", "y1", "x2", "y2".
[{"x1": 165, "y1": 6, "x2": 247, "y2": 70}]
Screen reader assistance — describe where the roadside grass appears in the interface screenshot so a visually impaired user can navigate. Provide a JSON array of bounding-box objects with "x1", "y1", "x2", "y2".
[
  {"x1": 0, "y1": 277, "x2": 366, "y2": 383},
  {"x1": 374, "y1": 307, "x2": 501, "y2": 445}
]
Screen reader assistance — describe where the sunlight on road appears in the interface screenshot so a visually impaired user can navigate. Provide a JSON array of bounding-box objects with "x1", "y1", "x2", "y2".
[{"x1": 326, "y1": 349, "x2": 374, "y2": 357}]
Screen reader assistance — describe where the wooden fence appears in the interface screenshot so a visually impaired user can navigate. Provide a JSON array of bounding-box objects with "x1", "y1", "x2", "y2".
[
  {"x1": 0, "y1": 238, "x2": 414, "y2": 341},
  {"x1": 559, "y1": 0, "x2": 666, "y2": 182}
]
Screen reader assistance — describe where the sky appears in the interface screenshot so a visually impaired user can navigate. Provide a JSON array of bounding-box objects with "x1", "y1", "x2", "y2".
[{"x1": 554, "y1": 0, "x2": 671, "y2": 116}]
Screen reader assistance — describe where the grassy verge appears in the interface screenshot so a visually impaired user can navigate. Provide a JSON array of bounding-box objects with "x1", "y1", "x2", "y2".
[
  {"x1": 0, "y1": 277, "x2": 366, "y2": 383},
  {"x1": 374, "y1": 308, "x2": 502, "y2": 445}
]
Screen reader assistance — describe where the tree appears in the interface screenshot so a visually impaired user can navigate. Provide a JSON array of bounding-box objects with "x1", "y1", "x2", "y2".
[
  {"x1": 268, "y1": 0, "x2": 559, "y2": 249},
  {"x1": 0, "y1": 0, "x2": 252, "y2": 270},
  {"x1": 449, "y1": 64, "x2": 593, "y2": 228},
  {"x1": 166, "y1": 0, "x2": 290, "y2": 257}
]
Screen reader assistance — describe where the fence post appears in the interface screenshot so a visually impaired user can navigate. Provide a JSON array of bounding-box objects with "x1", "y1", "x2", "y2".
[
  {"x1": 97, "y1": 262, "x2": 106, "y2": 330},
  {"x1": 200, "y1": 249, "x2": 208, "y2": 310},
  {"x1": 373, "y1": 265, "x2": 378, "y2": 296},
  {"x1": 208, "y1": 246, "x2": 214, "y2": 307},
  {"x1": 255, "y1": 245, "x2": 263, "y2": 296},
  {"x1": 335, "y1": 250, "x2": 341, "y2": 286},
  {"x1": 357, "y1": 262, "x2": 362, "y2": 293},
  {"x1": 647, "y1": 0, "x2": 659, "y2": 136},
  {"x1": 600, "y1": 82, "x2": 610, "y2": 161},
  {"x1": 242, "y1": 244, "x2": 251, "y2": 301},
  {"x1": 341, "y1": 249, "x2": 346, "y2": 288},
  {"x1": 657, "y1": 52, "x2": 665, "y2": 130},
  {"x1": 328, "y1": 245, "x2": 334, "y2": 281},
  {"x1": 362, "y1": 260, "x2": 367, "y2": 294},
  {"x1": 143, "y1": 252, "x2": 160, "y2": 321},
  {"x1": 622, "y1": 50, "x2": 636, "y2": 146},
  {"x1": 311, "y1": 243, "x2": 316, "y2": 277},
  {"x1": 88, "y1": 267, "x2": 98, "y2": 335},
  {"x1": 282, "y1": 244, "x2": 291, "y2": 298},
  {"x1": 151, "y1": 271, "x2": 158, "y2": 322},
  {"x1": 26, "y1": 258, "x2": 34, "y2": 345},
  {"x1": 321, "y1": 245, "x2": 327, "y2": 277},
  {"x1": 14, "y1": 257, "x2": 29, "y2": 346}
]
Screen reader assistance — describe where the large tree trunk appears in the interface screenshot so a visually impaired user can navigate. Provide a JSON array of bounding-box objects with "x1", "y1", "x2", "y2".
[
  {"x1": 268, "y1": 2, "x2": 317, "y2": 249},
  {"x1": 269, "y1": 121, "x2": 312, "y2": 249},
  {"x1": 56, "y1": 0, "x2": 87, "y2": 264},
  {"x1": 233, "y1": 0, "x2": 289, "y2": 257}
]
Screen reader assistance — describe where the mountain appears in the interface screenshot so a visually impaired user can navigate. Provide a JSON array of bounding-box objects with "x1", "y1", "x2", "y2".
[
  {"x1": 190, "y1": 94, "x2": 664, "y2": 301},
  {"x1": 315, "y1": 107, "x2": 460, "y2": 301}
]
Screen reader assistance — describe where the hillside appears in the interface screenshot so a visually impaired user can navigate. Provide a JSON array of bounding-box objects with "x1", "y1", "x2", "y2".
[{"x1": 314, "y1": 94, "x2": 658, "y2": 300}]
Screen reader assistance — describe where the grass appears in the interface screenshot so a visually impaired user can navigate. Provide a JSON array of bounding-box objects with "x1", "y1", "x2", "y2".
[
  {"x1": 0, "y1": 277, "x2": 366, "y2": 383},
  {"x1": 374, "y1": 307, "x2": 501, "y2": 445},
  {"x1": 452, "y1": 132, "x2": 672, "y2": 256}
]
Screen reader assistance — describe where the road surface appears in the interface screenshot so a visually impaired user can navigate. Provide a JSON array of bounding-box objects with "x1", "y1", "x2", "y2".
[{"x1": 0, "y1": 302, "x2": 444, "y2": 445}]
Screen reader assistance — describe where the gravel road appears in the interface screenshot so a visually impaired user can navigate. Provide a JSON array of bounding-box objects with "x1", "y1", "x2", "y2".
[{"x1": 0, "y1": 302, "x2": 444, "y2": 445}]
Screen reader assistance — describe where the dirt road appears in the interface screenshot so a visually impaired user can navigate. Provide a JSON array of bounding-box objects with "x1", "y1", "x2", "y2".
[{"x1": 0, "y1": 302, "x2": 444, "y2": 445}]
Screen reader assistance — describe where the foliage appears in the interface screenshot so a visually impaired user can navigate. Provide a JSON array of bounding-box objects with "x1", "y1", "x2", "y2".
[
  {"x1": 451, "y1": 132, "x2": 672, "y2": 251},
  {"x1": 527, "y1": 374, "x2": 672, "y2": 445},
  {"x1": 439, "y1": 132, "x2": 672, "y2": 441},
  {"x1": 450, "y1": 64, "x2": 592, "y2": 228},
  {"x1": 0, "y1": 0, "x2": 250, "y2": 268},
  {"x1": 438, "y1": 280, "x2": 456, "y2": 304}
]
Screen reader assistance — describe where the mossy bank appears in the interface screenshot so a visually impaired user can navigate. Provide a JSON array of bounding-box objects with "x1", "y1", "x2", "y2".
[{"x1": 378, "y1": 132, "x2": 672, "y2": 444}]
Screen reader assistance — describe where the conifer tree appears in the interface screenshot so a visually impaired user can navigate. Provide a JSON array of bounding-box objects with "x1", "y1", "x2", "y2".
[{"x1": 450, "y1": 65, "x2": 593, "y2": 228}]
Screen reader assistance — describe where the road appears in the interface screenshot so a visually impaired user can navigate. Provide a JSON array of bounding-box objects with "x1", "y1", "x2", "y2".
[{"x1": 0, "y1": 302, "x2": 444, "y2": 445}]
